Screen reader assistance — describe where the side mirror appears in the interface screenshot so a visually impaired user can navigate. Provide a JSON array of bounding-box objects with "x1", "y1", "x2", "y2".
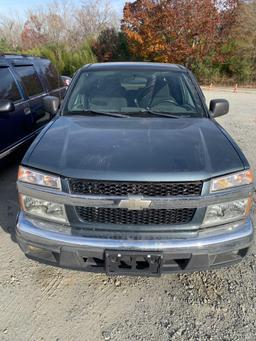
[
  {"x1": 209, "y1": 99, "x2": 229, "y2": 118},
  {"x1": 61, "y1": 75, "x2": 72, "y2": 87},
  {"x1": 0, "y1": 99, "x2": 15, "y2": 113},
  {"x1": 43, "y1": 96, "x2": 60, "y2": 116}
]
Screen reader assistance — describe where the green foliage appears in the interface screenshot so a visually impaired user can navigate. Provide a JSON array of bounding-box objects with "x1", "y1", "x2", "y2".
[
  {"x1": 226, "y1": 56, "x2": 254, "y2": 83},
  {"x1": 190, "y1": 37, "x2": 255, "y2": 85},
  {"x1": 191, "y1": 60, "x2": 221, "y2": 84},
  {"x1": 26, "y1": 42, "x2": 97, "y2": 76},
  {"x1": 0, "y1": 39, "x2": 19, "y2": 54}
]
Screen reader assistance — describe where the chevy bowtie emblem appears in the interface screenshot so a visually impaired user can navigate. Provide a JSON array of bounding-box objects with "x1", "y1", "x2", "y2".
[{"x1": 118, "y1": 196, "x2": 152, "y2": 210}]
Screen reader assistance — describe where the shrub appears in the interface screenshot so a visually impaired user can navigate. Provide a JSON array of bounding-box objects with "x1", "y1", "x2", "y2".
[{"x1": 26, "y1": 42, "x2": 97, "y2": 76}]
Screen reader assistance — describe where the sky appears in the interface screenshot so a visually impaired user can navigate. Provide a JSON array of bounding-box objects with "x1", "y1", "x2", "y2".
[{"x1": 0, "y1": 0, "x2": 129, "y2": 17}]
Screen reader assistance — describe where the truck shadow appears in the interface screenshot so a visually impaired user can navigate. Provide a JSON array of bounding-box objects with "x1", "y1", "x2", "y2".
[{"x1": 0, "y1": 150, "x2": 25, "y2": 243}]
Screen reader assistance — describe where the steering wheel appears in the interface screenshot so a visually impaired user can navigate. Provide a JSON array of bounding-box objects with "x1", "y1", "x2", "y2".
[{"x1": 152, "y1": 99, "x2": 178, "y2": 106}]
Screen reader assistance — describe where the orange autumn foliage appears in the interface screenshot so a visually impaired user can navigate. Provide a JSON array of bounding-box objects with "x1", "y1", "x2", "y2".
[{"x1": 122, "y1": 0, "x2": 238, "y2": 66}]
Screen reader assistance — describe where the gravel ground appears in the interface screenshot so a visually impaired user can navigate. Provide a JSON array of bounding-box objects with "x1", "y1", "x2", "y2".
[{"x1": 0, "y1": 88, "x2": 255, "y2": 341}]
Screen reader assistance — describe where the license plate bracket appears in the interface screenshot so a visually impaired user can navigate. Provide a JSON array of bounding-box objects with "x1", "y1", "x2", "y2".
[{"x1": 105, "y1": 250, "x2": 163, "y2": 276}]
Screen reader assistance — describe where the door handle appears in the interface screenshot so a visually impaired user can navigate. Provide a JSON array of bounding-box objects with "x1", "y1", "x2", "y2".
[{"x1": 24, "y1": 107, "x2": 31, "y2": 115}]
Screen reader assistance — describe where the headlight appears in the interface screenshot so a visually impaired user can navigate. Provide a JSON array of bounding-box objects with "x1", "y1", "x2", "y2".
[
  {"x1": 202, "y1": 197, "x2": 252, "y2": 227},
  {"x1": 210, "y1": 169, "x2": 253, "y2": 192},
  {"x1": 20, "y1": 194, "x2": 68, "y2": 224},
  {"x1": 18, "y1": 166, "x2": 61, "y2": 190}
]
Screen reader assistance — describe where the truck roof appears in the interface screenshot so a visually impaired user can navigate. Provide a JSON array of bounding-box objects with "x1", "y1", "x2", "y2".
[
  {"x1": 0, "y1": 53, "x2": 46, "y2": 60},
  {"x1": 83, "y1": 62, "x2": 187, "y2": 72},
  {"x1": 0, "y1": 54, "x2": 48, "y2": 66}
]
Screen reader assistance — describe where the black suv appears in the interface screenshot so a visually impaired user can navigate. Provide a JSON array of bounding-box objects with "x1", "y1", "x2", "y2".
[
  {"x1": 16, "y1": 62, "x2": 254, "y2": 276},
  {"x1": 0, "y1": 54, "x2": 67, "y2": 160}
]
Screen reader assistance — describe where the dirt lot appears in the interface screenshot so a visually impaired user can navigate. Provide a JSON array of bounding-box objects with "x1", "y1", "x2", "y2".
[{"x1": 0, "y1": 88, "x2": 256, "y2": 341}]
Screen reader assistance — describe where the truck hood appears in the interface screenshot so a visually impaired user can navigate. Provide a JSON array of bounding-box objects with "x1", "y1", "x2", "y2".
[{"x1": 24, "y1": 116, "x2": 244, "y2": 181}]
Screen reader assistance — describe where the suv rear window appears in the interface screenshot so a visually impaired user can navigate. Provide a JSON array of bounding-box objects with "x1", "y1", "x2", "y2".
[
  {"x1": 15, "y1": 65, "x2": 43, "y2": 97},
  {"x1": 0, "y1": 67, "x2": 21, "y2": 102},
  {"x1": 40, "y1": 60, "x2": 61, "y2": 90}
]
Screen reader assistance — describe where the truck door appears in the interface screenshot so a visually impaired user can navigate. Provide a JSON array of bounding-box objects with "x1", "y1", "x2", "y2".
[
  {"x1": 0, "y1": 66, "x2": 31, "y2": 156},
  {"x1": 13, "y1": 64, "x2": 51, "y2": 131}
]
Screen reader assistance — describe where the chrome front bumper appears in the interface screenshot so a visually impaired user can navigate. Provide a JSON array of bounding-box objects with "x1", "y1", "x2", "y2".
[{"x1": 16, "y1": 212, "x2": 254, "y2": 274}]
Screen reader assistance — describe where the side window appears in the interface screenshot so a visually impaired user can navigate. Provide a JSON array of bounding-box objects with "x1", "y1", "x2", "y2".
[
  {"x1": 15, "y1": 65, "x2": 44, "y2": 97},
  {"x1": 0, "y1": 67, "x2": 21, "y2": 102},
  {"x1": 40, "y1": 60, "x2": 61, "y2": 90}
]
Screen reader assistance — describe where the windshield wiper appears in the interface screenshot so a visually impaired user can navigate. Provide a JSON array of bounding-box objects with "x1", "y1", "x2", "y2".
[
  {"x1": 139, "y1": 107, "x2": 181, "y2": 119},
  {"x1": 66, "y1": 109, "x2": 129, "y2": 118}
]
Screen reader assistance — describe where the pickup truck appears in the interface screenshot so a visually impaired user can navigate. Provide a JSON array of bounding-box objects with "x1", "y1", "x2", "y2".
[{"x1": 16, "y1": 62, "x2": 254, "y2": 276}]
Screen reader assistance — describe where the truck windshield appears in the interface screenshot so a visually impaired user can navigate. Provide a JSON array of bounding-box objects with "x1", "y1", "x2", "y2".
[{"x1": 64, "y1": 69, "x2": 205, "y2": 117}]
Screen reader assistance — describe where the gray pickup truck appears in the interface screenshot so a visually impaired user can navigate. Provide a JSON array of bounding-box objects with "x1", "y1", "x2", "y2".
[{"x1": 16, "y1": 62, "x2": 254, "y2": 276}]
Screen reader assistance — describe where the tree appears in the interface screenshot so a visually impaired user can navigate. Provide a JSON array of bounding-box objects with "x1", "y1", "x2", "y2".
[
  {"x1": 122, "y1": 0, "x2": 238, "y2": 69},
  {"x1": 228, "y1": 0, "x2": 256, "y2": 82},
  {"x1": 21, "y1": 15, "x2": 47, "y2": 49},
  {"x1": 92, "y1": 28, "x2": 130, "y2": 62},
  {"x1": 20, "y1": 0, "x2": 119, "y2": 50},
  {"x1": 75, "y1": 0, "x2": 118, "y2": 39},
  {"x1": 0, "y1": 15, "x2": 23, "y2": 50}
]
